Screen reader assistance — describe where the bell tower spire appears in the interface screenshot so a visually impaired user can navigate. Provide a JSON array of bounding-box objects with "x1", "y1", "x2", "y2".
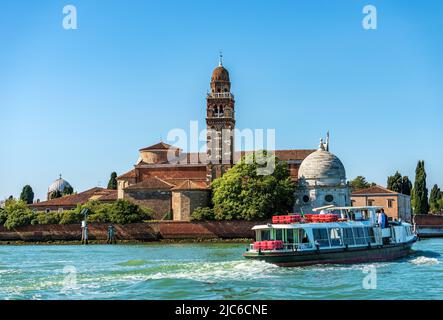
[{"x1": 206, "y1": 57, "x2": 235, "y2": 182}]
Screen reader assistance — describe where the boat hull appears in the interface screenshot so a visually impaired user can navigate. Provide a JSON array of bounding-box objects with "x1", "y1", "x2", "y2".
[{"x1": 243, "y1": 240, "x2": 416, "y2": 267}]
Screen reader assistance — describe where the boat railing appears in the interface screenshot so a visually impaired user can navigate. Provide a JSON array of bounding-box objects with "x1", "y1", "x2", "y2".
[{"x1": 249, "y1": 243, "x2": 313, "y2": 252}]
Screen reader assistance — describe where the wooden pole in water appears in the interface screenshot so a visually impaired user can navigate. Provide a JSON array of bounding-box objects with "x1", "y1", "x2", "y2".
[{"x1": 81, "y1": 208, "x2": 89, "y2": 245}]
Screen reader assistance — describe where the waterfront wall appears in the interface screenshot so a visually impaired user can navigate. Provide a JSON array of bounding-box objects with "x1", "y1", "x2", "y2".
[
  {"x1": 0, "y1": 220, "x2": 260, "y2": 242},
  {"x1": 414, "y1": 214, "x2": 443, "y2": 237}
]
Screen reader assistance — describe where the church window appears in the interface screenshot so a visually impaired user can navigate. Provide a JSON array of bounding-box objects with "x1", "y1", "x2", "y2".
[
  {"x1": 325, "y1": 195, "x2": 334, "y2": 203},
  {"x1": 302, "y1": 195, "x2": 310, "y2": 203}
]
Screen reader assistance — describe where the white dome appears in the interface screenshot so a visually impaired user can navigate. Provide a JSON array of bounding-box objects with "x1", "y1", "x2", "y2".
[
  {"x1": 298, "y1": 149, "x2": 346, "y2": 186},
  {"x1": 48, "y1": 177, "x2": 72, "y2": 193}
]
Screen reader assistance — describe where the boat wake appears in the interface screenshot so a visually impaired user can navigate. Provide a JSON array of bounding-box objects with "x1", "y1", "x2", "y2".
[{"x1": 410, "y1": 256, "x2": 439, "y2": 265}]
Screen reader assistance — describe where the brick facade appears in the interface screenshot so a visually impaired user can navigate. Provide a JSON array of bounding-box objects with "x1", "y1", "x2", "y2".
[
  {"x1": 0, "y1": 220, "x2": 262, "y2": 242},
  {"x1": 123, "y1": 189, "x2": 172, "y2": 220},
  {"x1": 351, "y1": 186, "x2": 412, "y2": 222}
]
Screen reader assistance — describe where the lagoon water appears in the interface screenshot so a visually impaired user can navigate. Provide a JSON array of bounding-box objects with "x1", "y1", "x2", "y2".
[{"x1": 0, "y1": 238, "x2": 442, "y2": 300}]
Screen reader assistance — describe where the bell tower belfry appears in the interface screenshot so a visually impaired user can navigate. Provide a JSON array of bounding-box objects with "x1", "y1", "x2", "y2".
[{"x1": 206, "y1": 54, "x2": 236, "y2": 182}]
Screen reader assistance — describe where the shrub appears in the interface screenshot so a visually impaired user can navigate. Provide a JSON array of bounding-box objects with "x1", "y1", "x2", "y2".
[
  {"x1": 107, "y1": 200, "x2": 152, "y2": 224},
  {"x1": 0, "y1": 207, "x2": 7, "y2": 225},
  {"x1": 32, "y1": 211, "x2": 61, "y2": 225},
  {"x1": 3, "y1": 199, "x2": 36, "y2": 230},
  {"x1": 190, "y1": 207, "x2": 215, "y2": 221},
  {"x1": 59, "y1": 210, "x2": 84, "y2": 224}
]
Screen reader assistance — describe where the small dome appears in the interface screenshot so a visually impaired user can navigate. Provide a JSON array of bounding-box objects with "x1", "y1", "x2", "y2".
[
  {"x1": 48, "y1": 176, "x2": 72, "y2": 193},
  {"x1": 211, "y1": 66, "x2": 230, "y2": 82},
  {"x1": 298, "y1": 149, "x2": 346, "y2": 186}
]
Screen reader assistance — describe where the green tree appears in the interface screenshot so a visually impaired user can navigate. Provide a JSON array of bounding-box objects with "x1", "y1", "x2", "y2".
[
  {"x1": 211, "y1": 152, "x2": 295, "y2": 221},
  {"x1": 107, "y1": 172, "x2": 118, "y2": 190},
  {"x1": 2, "y1": 199, "x2": 36, "y2": 230},
  {"x1": 401, "y1": 176, "x2": 413, "y2": 196},
  {"x1": 429, "y1": 184, "x2": 442, "y2": 213},
  {"x1": 413, "y1": 161, "x2": 429, "y2": 214},
  {"x1": 20, "y1": 185, "x2": 34, "y2": 204},
  {"x1": 387, "y1": 171, "x2": 403, "y2": 193},
  {"x1": 49, "y1": 190, "x2": 62, "y2": 199},
  {"x1": 62, "y1": 185, "x2": 74, "y2": 196},
  {"x1": 387, "y1": 172, "x2": 413, "y2": 196},
  {"x1": 191, "y1": 207, "x2": 215, "y2": 221},
  {"x1": 349, "y1": 176, "x2": 375, "y2": 191}
]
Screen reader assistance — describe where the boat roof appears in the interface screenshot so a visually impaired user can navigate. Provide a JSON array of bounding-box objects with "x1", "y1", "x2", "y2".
[
  {"x1": 324, "y1": 206, "x2": 384, "y2": 211},
  {"x1": 252, "y1": 221, "x2": 371, "y2": 230}
]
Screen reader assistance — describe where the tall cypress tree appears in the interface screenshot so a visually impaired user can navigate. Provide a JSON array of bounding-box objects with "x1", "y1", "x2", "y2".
[
  {"x1": 401, "y1": 176, "x2": 413, "y2": 196},
  {"x1": 20, "y1": 185, "x2": 34, "y2": 204},
  {"x1": 107, "y1": 172, "x2": 118, "y2": 190},
  {"x1": 430, "y1": 184, "x2": 442, "y2": 213},
  {"x1": 413, "y1": 161, "x2": 429, "y2": 214}
]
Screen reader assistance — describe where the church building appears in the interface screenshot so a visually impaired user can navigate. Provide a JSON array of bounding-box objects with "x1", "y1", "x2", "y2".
[{"x1": 116, "y1": 59, "x2": 342, "y2": 220}]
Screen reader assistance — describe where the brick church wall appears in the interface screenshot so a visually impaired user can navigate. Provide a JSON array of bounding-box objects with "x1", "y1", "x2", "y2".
[
  {"x1": 172, "y1": 190, "x2": 210, "y2": 221},
  {"x1": 123, "y1": 190, "x2": 171, "y2": 220}
]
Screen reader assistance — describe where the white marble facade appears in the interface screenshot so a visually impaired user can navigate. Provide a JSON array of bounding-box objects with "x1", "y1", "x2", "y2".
[{"x1": 294, "y1": 137, "x2": 351, "y2": 213}]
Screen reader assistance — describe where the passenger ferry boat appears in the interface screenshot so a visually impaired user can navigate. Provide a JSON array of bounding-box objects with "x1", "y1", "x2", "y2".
[{"x1": 243, "y1": 206, "x2": 417, "y2": 266}]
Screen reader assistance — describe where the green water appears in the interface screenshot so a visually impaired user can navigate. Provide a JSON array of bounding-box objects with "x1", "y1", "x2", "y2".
[{"x1": 0, "y1": 239, "x2": 442, "y2": 299}]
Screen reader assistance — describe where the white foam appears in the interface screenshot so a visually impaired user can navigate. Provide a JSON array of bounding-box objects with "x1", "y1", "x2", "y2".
[{"x1": 410, "y1": 256, "x2": 439, "y2": 265}]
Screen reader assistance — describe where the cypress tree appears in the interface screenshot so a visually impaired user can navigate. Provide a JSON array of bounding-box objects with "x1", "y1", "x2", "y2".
[
  {"x1": 20, "y1": 185, "x2": 34, "y2": 204},
  {"x1": 387, "y1": 171, "x2": 403, "y2": 193},
  {"x1": 430, "y1": 184, "x2": 442, "y2": 213},
  {"x1": 401, "y1": 176, "x2": 413, "y2": 196},
  {"x1": 107, "y1": 172, "x2": 118, "y2": 190},
  {"x1": 413, "y1": 161, "x2": 429, "y2": 214}
]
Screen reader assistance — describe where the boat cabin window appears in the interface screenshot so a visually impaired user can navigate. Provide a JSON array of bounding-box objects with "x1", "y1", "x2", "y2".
[
  {"x1": 366, "y1": 227, "x2": 376, "y2": 243},
  {"x1": 274, "y1": 229, "x2": 283, "y2": 241},
  {"x1": 257, "y1": 229, "x2": 271, "y2": 241},
  {"x1": 352, "y1": 227, "x2": 366, "y2": 245},
  {"x1": 286, "y1": 229, "x2": 294, "y2": 243},
  {"x1": 328, "y1": 228, "x2": 342, "y2": 246},
  {"x1": 342, "y1": 228, "x2": 355, "y2": 245},
  {"x1": 295, "y1": 229, "x2": 309, "y2": 244},
  {"x1": 313, "y1": 228, "x2": 330, "y2": 247}
]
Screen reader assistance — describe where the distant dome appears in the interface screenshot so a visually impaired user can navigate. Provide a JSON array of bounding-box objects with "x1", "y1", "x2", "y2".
[
  {"x1": 211, "y1": 65, "x2": 230, "y2": 82},
  {"x1": 48, "y1": 176, "x2": 72, "y2": 194},
  {"x1": 298, "y1": 149, "x2": 346, "y2": 186}
]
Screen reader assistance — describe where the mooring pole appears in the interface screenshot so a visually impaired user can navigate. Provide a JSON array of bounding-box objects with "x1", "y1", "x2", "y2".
[{"x1": 81, "y1": 208, "x2": 89, "y2": 245}]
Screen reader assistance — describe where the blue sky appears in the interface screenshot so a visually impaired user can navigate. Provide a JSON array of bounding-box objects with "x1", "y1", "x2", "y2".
[{"x1": 1, "y1": 0, "x2": 442, "y2": 201}]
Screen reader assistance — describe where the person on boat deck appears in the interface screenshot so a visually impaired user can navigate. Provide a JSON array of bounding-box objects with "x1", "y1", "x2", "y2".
[
  {"x1": 381, "y1": 209, "x2": 389, "y2": 228},
  {"x1": 377, "y1": 209, "x2": 388, "y2": 228},
  {"x1": 377, "y1": 210, "x2": 384, "y2": 227}
]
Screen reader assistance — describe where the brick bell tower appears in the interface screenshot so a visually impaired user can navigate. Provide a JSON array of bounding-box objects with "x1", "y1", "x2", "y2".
[{"x1": 206, "y1": 54, "x2": 236, "y2": 182}]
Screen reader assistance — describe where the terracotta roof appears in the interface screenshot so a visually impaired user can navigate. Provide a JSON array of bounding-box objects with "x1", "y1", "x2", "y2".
[
  {"x1": 211, "y1": 65, "x2": 230, "y2": 82},
  {"x1": 234, "y1": 150, "x2": 315, "y2": 161},
  {"x1": 124, "y1": 177, "x2": 175, "y2": 190},
  {"x1": 117, "y1": 169, "x2": 136, "y2": 180},
  {"x1": 352, "y1": 185, "x2": 399, "y2": 195},
  {"x1": 172, "y1": 180, "x2": 209, "y2": 191},
  {"x1": 139, "y1": 142, "x2": 179, "y2": 152},
  {"x1": 29, "y1": 188, "x2": 117, "y2": 208},
  {"x1": 134, "y1": 149, "x2": 313, "y2": 167}
]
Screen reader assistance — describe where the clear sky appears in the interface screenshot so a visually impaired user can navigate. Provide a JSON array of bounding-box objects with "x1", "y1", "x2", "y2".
[{"x1": 1, "y1": 0, "x2": 442, "y2": 201}]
